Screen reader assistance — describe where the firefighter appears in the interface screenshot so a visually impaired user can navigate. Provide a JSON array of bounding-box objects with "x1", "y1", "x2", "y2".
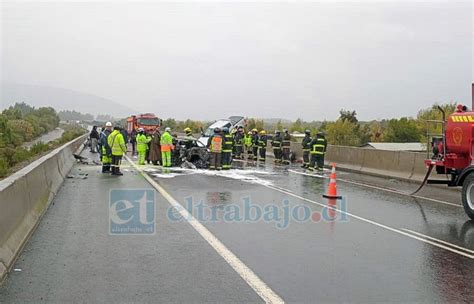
[
  {"x1": 207, "y1": 127, "x2": 223, "y2": 170},
  {"x1": 160, "y1": 127, "x2": 173, "y2": 167},
  {"x1": 271, "y1": 130, "x2": 283, "y2": 163},
  {"x1": 258, "y1": 130, "x2": 268, "y2": 163},
  {"x1": 136, "y1": 128, "x2": 151, "y2": 165},
  {"x1": 107, "y1": 126, "x2": 127, "y2": 176},
  {"x1": 309, "y1": 131, "x2": 327, "y2": 171},
  {"x1": 251, "y1": 129, "x2": 259, "y2": 161},
  {"x1": 99, "y1": 122, "x2": 113, "y2": 173},
  {"x1": 301, "y1": 129, "x2": 312, "y2": 168},
  {"x1": 222, "y1": 127, "x2": 234, "y2": 170},
  {"x1": 282, "y1": 129, "x2": 291, "y2": 165},
  {"x1": 183, "y1": 127, "x2": 195, "y2": 149},
  {"x1": 233, "y1": 126, "x2": 244, "y2": 159},
  {"x1": 245, "y1": 131, "x2": 253, "y2": 160}
]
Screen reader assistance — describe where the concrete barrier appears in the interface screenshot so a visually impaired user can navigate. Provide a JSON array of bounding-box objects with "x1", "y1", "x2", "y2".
[
  {"x1": 0, "y1": 135, "x2": 86, "y2": 284},
  {"x1": 323, "y1": 145, "x2": 433, "y2": 183},
  {"x1": 267, "y1": 142, "x2": 431, "y2": 183}
]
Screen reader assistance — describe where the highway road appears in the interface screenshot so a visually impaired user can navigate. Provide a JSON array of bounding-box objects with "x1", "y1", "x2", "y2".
[{"x1": 1, "y1": 149, "x2": 473, "y2": 303}]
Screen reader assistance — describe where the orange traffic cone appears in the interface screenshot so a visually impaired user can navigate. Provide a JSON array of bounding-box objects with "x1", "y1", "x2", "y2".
[{"x1": 323, "y1": 163, "x2": 342, "y2": 199}]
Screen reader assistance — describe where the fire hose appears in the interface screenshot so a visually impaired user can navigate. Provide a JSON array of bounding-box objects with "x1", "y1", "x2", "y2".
[{"x1": 409, "y1": 163, "x2": 434, "y2": 195}]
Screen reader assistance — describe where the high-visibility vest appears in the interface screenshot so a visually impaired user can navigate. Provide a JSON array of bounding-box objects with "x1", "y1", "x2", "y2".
[
  {"x1": 244, "y1": 135, "x2": 253, "y2": 147},
  {"x1": 210, "y1": 135, "x2": 223, "y2": 152},
  {"x1": 272, "y1": 137, "x2": 282, "y2": 149},
  {"x1": 311, "y1": 138, "x2": 327, "y2": 155},
  {"x1": 282, "y1": 134, "x2": 291, "y2": 147},
  {"x1": 107, "y1": 130, "x2": 127, "y2": 156},
  {"x1": 136, "y1": 134, "x2": 151, "y2": 152},
  {"x1": 160, "y1": 131, "x2": 173, "y2": 152},
  {"x1": 223, "y1": 134, "x2": 233, "y2": 152},
  {"x1": 234, "y1": 133, "x2": 243, "y2": 146}
]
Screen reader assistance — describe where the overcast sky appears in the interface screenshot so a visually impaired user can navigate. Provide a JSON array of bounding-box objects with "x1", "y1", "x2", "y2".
[{"x1": 1, "y1": 0, "x2": 472, "y2": 121}]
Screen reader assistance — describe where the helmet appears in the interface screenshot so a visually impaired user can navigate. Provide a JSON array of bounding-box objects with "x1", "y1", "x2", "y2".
[
  {"x1": 138, "y1": 128, "x2": 144, "y2": 132},
  {"x1": 238, "y1": 126, "x2": 243, "y2": 130},
  {"x1": 284, "y1": 129, "x2": 289, "y2": 133},
  {"x1": 214, "y1": 127, "x2": 221, "y2": 133},
  {"x1": 223, "y1": 127, "x2": 229, "y2": 133},
  {"x1": 248, "y1": 131, "x2": 252, "y2": 135},
  {"x1": 165, "y1": 127, "x2": 171, "y2": 132},
  {"x1": 305, "y1": 129, "x2": 311, "y2": 135},
  {"x1": 275, "y1": 130, "x2": 280, "y2": 134},
  {"x1": 317, "y1": 131, "x2": 325, "y2": 136},
  {"x1": 105, "y1": 122, "x2": 112, "y2": 127},
  {"x1": 259, "y1": 130, "x2": 266, "y2": 135},
  {"x1": 184, "y1": 127, "x2": 192, "y2": 133},
  {"x1": 252, "y1": 128, "x2": 258, "y2": 132}
]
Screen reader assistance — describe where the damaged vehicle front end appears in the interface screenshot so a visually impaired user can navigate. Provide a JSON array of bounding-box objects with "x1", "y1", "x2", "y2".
[{"x1": 172, "y1": 136, "x2": 210, "y2": 169}]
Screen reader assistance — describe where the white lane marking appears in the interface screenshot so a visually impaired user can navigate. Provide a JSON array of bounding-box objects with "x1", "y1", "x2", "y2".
[
  {"x1": 261, "y1": 183, "x2": 474, "y2": 260},
  {"x1": 288, "y1": 169, "x2": 461, "y2": 208},
  {"x1": 401, "y1": 228, "x2": 474, "y2": 255},
  {"x1": 124, "y1": 156, "x2": 284, "y2": 304}
]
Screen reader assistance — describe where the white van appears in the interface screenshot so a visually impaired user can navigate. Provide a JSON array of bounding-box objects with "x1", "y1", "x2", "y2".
[{"x1": 198, "y1": 116, "x2": 246, "y2": 146}]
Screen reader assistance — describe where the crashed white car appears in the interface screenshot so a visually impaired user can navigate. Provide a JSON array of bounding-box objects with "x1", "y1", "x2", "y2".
[{"x1": 198, "y1": 116, "x2": 246, "y2": 146}]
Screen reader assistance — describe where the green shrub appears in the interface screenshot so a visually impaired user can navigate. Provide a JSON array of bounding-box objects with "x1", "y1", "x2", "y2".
[
  {"x1": 0, "y1": 158, "x2": 9, "y2": 178},
  {"x1": 30, "y1": 142, "x2": 49, "y2": 155},
  {"x1": 11, "y1": 148, "x2": 30, "y2": 165}
]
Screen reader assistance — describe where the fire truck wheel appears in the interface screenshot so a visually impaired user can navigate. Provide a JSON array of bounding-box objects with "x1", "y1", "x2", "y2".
[{"x1": 461, "y1": 173, "x2": 474, "y2": 220}]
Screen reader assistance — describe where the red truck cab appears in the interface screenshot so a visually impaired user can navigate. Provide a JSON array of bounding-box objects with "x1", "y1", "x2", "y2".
[{"x1": 127, "y1": 113, "x2": 161, "y2": 134}]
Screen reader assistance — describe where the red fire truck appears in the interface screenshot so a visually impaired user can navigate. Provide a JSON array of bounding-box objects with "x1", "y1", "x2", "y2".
[{"x1": 126, "y1": 113, "x2": 161, "y2": 134}]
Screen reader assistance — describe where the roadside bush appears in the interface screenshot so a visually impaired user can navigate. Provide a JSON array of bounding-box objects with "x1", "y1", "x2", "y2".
[
  {"x1": 30, "y1": 142, "x2": 50, "y2": 155},
  {"x1": 11, "y1": 148, "x2": 31, "y2": 165},
  {"x1": 60, "y1": 128, "x2": 87, "y2": 143},
  {"x1": 0, "y1": 159, "x2": 8, "y2": 178}
]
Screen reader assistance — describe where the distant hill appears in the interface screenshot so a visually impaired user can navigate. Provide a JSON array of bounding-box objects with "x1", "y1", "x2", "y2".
[{"x1": 1, "y1": 83, "x2": 135, "y2": 118}]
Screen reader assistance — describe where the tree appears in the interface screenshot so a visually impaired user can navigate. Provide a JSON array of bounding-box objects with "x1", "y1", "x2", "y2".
[
  {"x1": 416, "y1": 102, "x2": 457, "y2": 143},
  {"x1": 325, "y1": 119, "x2": 361, "y2": 146},
  {"x1": 384, "y1": 117, "x2": 421, "y2": 142},
  {"x1": 290, "y1": 118, "x2": 303, "y2": 132},
  {"x1": 58, "y1": 110, "x2": 94, "y2": 121},
  {"x1": 162, "y1": 118, "x2": 177, "y2": 130},
  {"x1": 339, "y1": 109, "x2": 358, "y2": 124},
  {"x1": 247, "y1": 118, "x2": 264, "y2": 131}
]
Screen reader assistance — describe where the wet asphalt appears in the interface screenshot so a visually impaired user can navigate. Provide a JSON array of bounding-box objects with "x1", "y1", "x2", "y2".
[
  {"x1": 1, "y1": 151, "x2": 473, "y2": 303},
  {"x1": 146, "y1": 159, "x2": 474, "y2": 303}
]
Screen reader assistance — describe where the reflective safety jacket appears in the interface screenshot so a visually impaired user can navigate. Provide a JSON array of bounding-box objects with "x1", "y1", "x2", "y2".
[
  {"x1": 207, "y1": 134, "x2": 223, "y2": 153},
  {"x1": 272, "y1": 134, "x2": 282, "y2": 149},
  {"x1": 136, "y1": 133, "x2": 151, "y2": 153},
  {"x1": 183, "y1": 133, "x2": 195, "y2": 149},
  {"x1": 282, "y1": 133, "x2": 291, "y2": 148},
  {"x1": 302, "y1": 134, "x2": 312, "y2": 151},
  {"x1": 223, "y1": 133, "x2": 234, "y2": 153},
  {"x1": 244, "y1": 134, "x2": 253, "y2": 147},
  {"x1": 160, "y1": 131, "x2": 173, "y2": 152},
  {"x1": 99, "y1": 129, "x2": 112, "y2": 155},
  {"x1": 234, "y1": 132, "x2": 244, "y2": 146},
  {"x1": 310, "y1": 137, "x2": 327, "y2": 155},
  {"x1": 258, "y1": 135, "x2": 268, "y2": 148},
  {"x1": 251, "y1": 134, "x2": 259, "y2": 147},
  {"x1": 107, "y1": 130, "x2": 127, "y2": 156}
]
